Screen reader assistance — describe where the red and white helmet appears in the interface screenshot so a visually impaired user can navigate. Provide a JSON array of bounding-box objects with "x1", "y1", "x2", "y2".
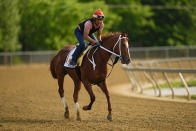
[{"x1": 93, "y1": 9, "x2": 104, "y2": 19}]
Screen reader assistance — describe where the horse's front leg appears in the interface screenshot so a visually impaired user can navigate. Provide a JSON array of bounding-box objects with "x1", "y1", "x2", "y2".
[
  {"x1": 82, "y1": 81, "x2": 95, "y2": 110},
  {"x1": 97, "y1": 80, "x2": 112, "y2": 121}
]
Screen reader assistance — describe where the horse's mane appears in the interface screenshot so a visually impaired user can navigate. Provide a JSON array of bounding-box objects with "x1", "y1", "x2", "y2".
[{"x1": 101, "y1": 32, "x2": 122, "y2": 41}]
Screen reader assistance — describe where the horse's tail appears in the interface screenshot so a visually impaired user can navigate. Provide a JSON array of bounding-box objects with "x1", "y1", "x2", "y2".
[{"x1": 50, "y1": 56, "x2": 57, "y2": 79}]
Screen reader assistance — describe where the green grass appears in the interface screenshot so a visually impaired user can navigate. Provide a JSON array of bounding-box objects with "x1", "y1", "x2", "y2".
[
  {"x1": 175, "y1": 95, "x2": 196, "y2": 100},
  {"x1": 191, "y1": 95, "x2": 196, "y2": 100},
  {"x1": 147, "y1": 79, "x2": 196, "y2": 89}
]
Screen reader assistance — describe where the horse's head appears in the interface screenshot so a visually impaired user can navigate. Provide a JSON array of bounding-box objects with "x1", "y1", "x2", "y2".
[
  {"x1": 120, "y1": 32, "x2": 131, "y2": 64},
  {"x1": 112, "y1": 32, "x2": 131, "y2": 65}
]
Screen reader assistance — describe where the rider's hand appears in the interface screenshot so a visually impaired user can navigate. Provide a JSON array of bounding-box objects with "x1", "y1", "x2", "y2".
[{"x1": 98, "y1": 39, "x2": 102, "y2": 43}]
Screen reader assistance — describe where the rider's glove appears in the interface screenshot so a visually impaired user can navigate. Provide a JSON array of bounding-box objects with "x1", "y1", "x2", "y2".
[{"x1": 95, "y1": 41, "x2": 101, "y2": 47}]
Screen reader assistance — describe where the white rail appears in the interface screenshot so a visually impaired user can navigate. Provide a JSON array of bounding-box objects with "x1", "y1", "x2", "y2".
[
  {"x1": 1, "y1": 46, "x2": 196, "y2": 65},
  {"x1": 122, "y1": 58, "x2": 196, "y2": 100}
]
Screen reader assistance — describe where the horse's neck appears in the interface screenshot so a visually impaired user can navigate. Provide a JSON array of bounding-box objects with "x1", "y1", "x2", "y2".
[{"x1": 97, "y1": 36, "x2": 118, "y2": 64}]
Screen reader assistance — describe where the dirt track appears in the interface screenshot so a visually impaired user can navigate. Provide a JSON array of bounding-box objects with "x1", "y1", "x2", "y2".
[{"x1": 0, "y1": 64, "x2": 196, "y2": 131}]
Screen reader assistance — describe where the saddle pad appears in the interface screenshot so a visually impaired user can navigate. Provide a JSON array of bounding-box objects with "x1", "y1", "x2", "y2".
[
  {"x1": 64, "y1": 45, "x2": 92, "y2": 68},
  {"x1": 64, "y1": 47, "x2": 77, "y2": 68}
]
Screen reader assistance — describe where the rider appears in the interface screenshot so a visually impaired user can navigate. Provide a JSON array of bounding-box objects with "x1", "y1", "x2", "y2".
[{"x1": 70, "y1": 9, "x2": 104, "y2": 66}]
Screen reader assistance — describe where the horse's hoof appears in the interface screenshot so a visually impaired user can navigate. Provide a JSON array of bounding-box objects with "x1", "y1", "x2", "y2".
[
  {"x1": 107, "y1": 115, "x2": 112, "y2": 121},
  {"x1": 82, "y1": 106, "x2": 91, "y2": 111},
  {"x1": 76, "y1": 111, "x2": 81, "y2": 121},
  {"x1": 76, "y1": 117, "x2": 81, "y2": 121},
  {"x1": 64, "y1": 111, "x2": 69, "y2": 119}
]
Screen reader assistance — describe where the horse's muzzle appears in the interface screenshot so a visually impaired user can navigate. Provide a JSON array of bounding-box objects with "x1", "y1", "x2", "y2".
[{"x1": 121, "y1": 56, "x2": 131, "y2": 64}]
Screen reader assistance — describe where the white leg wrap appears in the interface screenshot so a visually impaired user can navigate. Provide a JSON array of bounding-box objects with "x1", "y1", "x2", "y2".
[
  {"x1": 61, "y1": 97, "x2": 66, "y2": 109},
  {"x1": 75, "y1": 102, "x2": 79, "y2": 112}
]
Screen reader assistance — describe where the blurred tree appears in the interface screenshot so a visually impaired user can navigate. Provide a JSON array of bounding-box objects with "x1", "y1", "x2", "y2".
[
  {"x1": 81, "y1": 0, "x2": 196, "y2": 46},
  {"x1": 2, "y1": 0, "x2": 194, "y2": 52},
  {"x1": 140, "y1": 0, "x2": 196, "y2": 46},
  {"x1": 0, "y1": 0, "x2": 21, "y2": 51},
  {"x1": 99, "y1": 0, "x2": 155, "y2": 47},
  {"x1": 19, "y1": 0, "x2": 118, "y2": 51}
]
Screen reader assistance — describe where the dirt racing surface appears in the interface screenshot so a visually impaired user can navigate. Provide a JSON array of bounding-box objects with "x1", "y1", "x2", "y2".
[{"x1": 0, "y1": 64, "x2": 196, "y2": 131}]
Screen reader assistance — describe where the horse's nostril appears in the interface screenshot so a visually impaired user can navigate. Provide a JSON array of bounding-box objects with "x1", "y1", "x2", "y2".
[
  {"x1": 126, "y1": 58, "x2": 131, "y2": 64},
  {"x1": 121, "y1": 56, "x2": 131, "y2": 64},
  {"x1": 128, "y1": 59, "x2": 131, "y2": 63}
]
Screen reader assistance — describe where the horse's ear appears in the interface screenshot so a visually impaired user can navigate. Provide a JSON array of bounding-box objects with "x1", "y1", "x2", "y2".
[{"x1": 122, "y1": 30, "x2": 128, "y2": 37}]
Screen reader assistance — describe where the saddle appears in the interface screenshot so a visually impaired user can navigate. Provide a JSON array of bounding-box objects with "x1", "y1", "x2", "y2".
[{"x1": 78, "y1": 45, "x2": 92, "y2": 66}]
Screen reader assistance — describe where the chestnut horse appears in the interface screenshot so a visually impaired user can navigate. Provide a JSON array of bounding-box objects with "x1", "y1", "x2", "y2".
[{"x1": 50, "y1": 32, "x2": 131, "y2": 121}]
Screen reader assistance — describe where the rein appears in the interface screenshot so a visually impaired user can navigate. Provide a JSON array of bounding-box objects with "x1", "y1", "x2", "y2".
[
  {"x1": 86, "y1": 35, "x2": 128, "y2": 85},
  {"x1": 106, "y1": 56, "x2": 119, "y2": 78},
  {"x1": 102, "y1": 35, "x2": 127, "y2": 78}
]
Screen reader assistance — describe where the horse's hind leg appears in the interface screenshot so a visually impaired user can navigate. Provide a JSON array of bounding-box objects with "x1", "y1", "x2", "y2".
[
  {"x1": 73, "y1": 80, "x2": 82, "y2": 121},
  {"x1": 58, "y1": 76, "x2": 69, "y2": 119}
]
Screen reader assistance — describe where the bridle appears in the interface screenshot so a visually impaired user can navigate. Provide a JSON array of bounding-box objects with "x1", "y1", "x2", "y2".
[
  {"x1": 87, "y1": 35, "x2": 128, "y2": 70},
  {"x1": 101, "y1": 35, "x2": 128, "y2": 59}
]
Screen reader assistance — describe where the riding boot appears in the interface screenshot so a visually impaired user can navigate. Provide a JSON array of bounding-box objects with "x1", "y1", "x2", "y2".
[{"x1": 70, "y1": 46, "x2": 83, "y2": 66}]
